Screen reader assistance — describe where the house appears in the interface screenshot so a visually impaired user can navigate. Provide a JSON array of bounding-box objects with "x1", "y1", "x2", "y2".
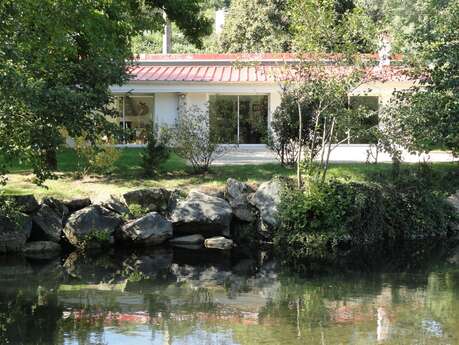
[{"x1": 108, "y1": 53, "x2": 415, "y2": 147}]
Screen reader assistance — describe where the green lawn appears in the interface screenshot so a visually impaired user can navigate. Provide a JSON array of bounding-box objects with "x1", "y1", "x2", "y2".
[{"x1": 1, "y1": 148, "x2": 457, "y2": 201}]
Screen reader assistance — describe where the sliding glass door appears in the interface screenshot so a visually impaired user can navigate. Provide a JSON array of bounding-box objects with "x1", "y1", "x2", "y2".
[{"x1": 209, "y1": 95, "x2": 268, "y2": 144}]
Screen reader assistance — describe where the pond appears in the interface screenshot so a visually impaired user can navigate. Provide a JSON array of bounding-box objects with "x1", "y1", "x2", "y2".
[{"x1": 1, "y1": 246, "x2": 459, "y2": 345}]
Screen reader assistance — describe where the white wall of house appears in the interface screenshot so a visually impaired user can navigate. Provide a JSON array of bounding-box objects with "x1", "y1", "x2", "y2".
[
  {"x1": 109, "y1": 80, "x2": 415, "y2": 145},
  {"x1": 154, "y1": 93, "x2": 179, "y2": 127}
]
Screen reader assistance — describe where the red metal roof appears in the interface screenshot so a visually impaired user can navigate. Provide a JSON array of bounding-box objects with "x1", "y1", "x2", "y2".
[{"x1": 127, "y1": 53, "x2": 411, "y2": 83}]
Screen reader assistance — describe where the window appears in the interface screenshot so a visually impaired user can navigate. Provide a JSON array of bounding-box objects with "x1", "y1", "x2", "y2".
[
  {"x1": 112, "y1": 95, "x2": 154, "y2": 144},
  {"x1": 209, "y1": 95, "x2": 268, "y2": 144}
]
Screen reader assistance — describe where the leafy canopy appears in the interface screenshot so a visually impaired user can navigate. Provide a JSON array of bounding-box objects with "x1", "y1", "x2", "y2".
[{"x1": 0, "y1": 0, "x2": 211, "y2": 183}]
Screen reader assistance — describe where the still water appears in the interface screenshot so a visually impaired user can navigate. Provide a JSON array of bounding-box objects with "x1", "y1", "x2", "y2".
[{"x1": 1, "y1": 246, "x2": 459, "y2": 345}]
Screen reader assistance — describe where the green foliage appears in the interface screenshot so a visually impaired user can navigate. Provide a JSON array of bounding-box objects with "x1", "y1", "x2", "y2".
[
  {"x1": 141, "y1": 126, "x2": 171, "y2": 177},
  {"x1": 0, "y1": 0, "x2": 211, "y2": 184},
  {"x1": 268, "y1": 92, "x2": 316, "y2": 166},
  {"x1": 220, "y1": 0, "x2": 291, "y2": 52},
  {"x1": 171, "y1": 105, "x2": 230, "y2": 173},
  {"x1": 81, "y1": 230, "x2": 111, "y2": 249},
  {"x1": 378, "y1": 0, "x2": 459, "y2": 156},
  {"x1": 275, "y1": 169, "x2": 456, "y2": 269},
  {"x1": 0, "y1": 197, "x2": 24, "y2": 231},
  {"x1": 127, "y1": 204, "x2": 149, "y2": 219},
  {"x1": 289, "y1": 0, "x2": 378, "y2": 54},
  {"x1": 74, "y1": 137, "x2": 120, "y2": 176}
]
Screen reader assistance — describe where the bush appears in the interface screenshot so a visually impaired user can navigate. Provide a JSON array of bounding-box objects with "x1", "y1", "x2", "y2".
[
  {"x1": 268, "y1": 92, "x2": 316, "y2": 166},
  {"x1": 74, "y1": 137, "x2": 120, "y2": 176},
  {"x1": 141, "y1": 125, "x2": 170, "y2": 177},
  {"x1": 274, "y1": 177, "x2": 456, "y2": 269},
  {"x1": 171, "y1": 105, "x2": 230, "y2": 172}
]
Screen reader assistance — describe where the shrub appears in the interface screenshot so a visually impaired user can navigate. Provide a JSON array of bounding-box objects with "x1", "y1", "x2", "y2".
[
  {"x1": 267, "y1": 92, "x2": 316, "y2": 166},
  {"x1": 127, "y1": 203, "x2": 149, "y2": 219},
  {"x1": 141, "y1": 125, "x2": 170, "y2": 177},
  {"x1": 74, "y1": 137, "x2": 120, "y2": 176},
  {"x1": 171, "y1": 105, "x2": 230, "y2": 173},
  {"x1": 274, "y1": 176, "x2": 456, "y2": 269}
]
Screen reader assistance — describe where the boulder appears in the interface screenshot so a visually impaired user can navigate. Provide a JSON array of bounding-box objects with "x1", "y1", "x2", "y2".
[
  {"x1": 226, "y1": 178, "x2": 254, "y2": 200},
  {"x1": 191, "y1": 186, "x2": 225, "y2": 199},
  {"x1": 447, "y1": 191, "x2": 459, "y2": 213},
  {"x1": 100, "y1": 195, "x2": 130, "y2": 216},
  {"x1": 32, "y1": 204, "x2": 64, "y2": 242},
  {"x1": 6, "y1": 195, "x2": 39, "y2": 214},
  {"x1": 225, "y1": 178, "x2": 257, "y2": 222},
  {"x1": 63, "y1": 205, "x2": 123, "y2": 249},
  {"x1": 169, "y1": 234, "x2": 204, "y2": 246},
  {"x1": 64, "y1": 198, "x2": 91, "y2": 212},
  {"x1": 170, "y1": 191, "x2": 233, "y2": 236},
  {"x1": 42, "y1": 197, "x2": 70, "y2": 218},
  {"x1": 123, "y1": 188, "x2": 171, "y2": 213},
  {"x1": 249, "y1": 178, "x2": 284, "y2": 229},
  {"x1": 167, "y1": 189, "x2": 184, "y2": 214},
  {"x1": 24, "y1": 241, "x2": 61, "y2": 259},
  {"x1": 0, "y1": 214, "x2": 32, "y2": 253},
  {"x1": 204, "y1": 236, "x2": 234, "y2": 250},
  {"x1": 117, "y1": 212, "x2": 172, "y2": 246}
]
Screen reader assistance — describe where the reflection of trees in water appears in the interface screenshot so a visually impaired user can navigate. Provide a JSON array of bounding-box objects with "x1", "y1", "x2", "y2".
[{"x1": 0, "y1": 286, "x2": 62, "y2": 345}]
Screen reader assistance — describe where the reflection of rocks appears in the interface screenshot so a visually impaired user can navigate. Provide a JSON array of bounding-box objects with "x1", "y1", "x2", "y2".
[
  {"x1": 0, "y1": 256, "x2": 34, "y2": 280},
  {"x1": 171, "y1": 191, "x2": 233, "y2": 237},
  {"x1": 169, "y1": 234, "x2": 204, "y2": 246},
  {"x1": 118, "y1": 212, "x2": 172, "y2": 246},
  {"x1": 204, "y1": 236, "x2": 234, "y2": 250},
  {"x1": 63, "y1": 205, "x2": 122, "y2": 249},
  {"x1": 123, "y1": 188, "x2": 171, "y2": 213},
  {"x1": 0, "y1": 214, "x2": 32, "y2": 253},
  {"x1": 24, "y1": 241, "x2": 61, "y2": 260},
  {"x1": 63, "y1": 251, "x2": 124, "y2": 283},
  {"x1": 32, "y1": 204, "x2": 64, "y2": 242},
  {"x1": 122, "y1": 249, "x2": 173, "y2": 280}
]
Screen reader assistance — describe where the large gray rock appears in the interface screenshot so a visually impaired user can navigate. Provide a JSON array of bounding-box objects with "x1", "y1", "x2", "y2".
[
  {"x1": 117, "y1": 212, "x2": 172, "y2": 246},
  {"x1": 32, "y1": 204, "x2": 64, "y2": 242},
  {"x1": 123, "y1": 188, "x2": 171, "y2": 213},
  {"x1": 226, "y1": 178, "x2": 254, "y2": 200},
  {"x1": 3, "y1": 195, "x2": 39, "y2": 214},
  {"x1": 64, "y1": 198, "x2": 91, "y2": 212},
  {"x1": 0, "y1": 214, "x2": 32, "y2": 253},
  {"x1": 249, "y1": 179, "x2": 284, "y2": 229},
  {"x1": 63, "y1": 205, "x2": 123, "y2": 249},
  {"x1": 169, "y1": 234, "x2": 204, "y2": 246},
  {"x1": 170, "y1": 191, "x2": 233, "y2": 236},
  {"x1": 42, "y1": 197, "x2": 70, "y2": 219},
  {"x1": 447, "y1": 191, "x2": 459, "y2": 213},
  {"x1": 204, "y1": 236, "x2": 234, "y2": 250},
  {"x1": 225, "y1": 178, "x2": 257, "y2": 222},
  {"x1": 100, "y1": 195, "x2": 130, "y2": 216}
]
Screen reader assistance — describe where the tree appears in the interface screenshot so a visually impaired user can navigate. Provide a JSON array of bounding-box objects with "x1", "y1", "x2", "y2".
[
  {"x1": 289, "y1": 0, "x2": 378, "y2": 54},
  {"x1": 378, "y1": 0, "x2": 459, "y2": 156},
  {"x1": 0, "y1": 0, "x2": 211, "y2": 183},
  {"x1": 220, "y1": 0, "x2": 291, "y2": 53}
]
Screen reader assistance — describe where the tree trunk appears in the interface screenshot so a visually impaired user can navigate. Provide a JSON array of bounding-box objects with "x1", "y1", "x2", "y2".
[
  {"x1": 297, "y1": 101, "x2": 303, "y2": 188},
  {"x1": 45, "y1": 148, "x2": 58, "y2": 171},
  {"x1": 322, "y1": 117, "x2": 336, "y2": 183}
]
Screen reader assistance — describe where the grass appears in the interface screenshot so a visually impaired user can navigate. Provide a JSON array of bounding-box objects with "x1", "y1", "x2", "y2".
[{"x1": 1, "y1": 148, "x2": 458, "y2": 201}]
